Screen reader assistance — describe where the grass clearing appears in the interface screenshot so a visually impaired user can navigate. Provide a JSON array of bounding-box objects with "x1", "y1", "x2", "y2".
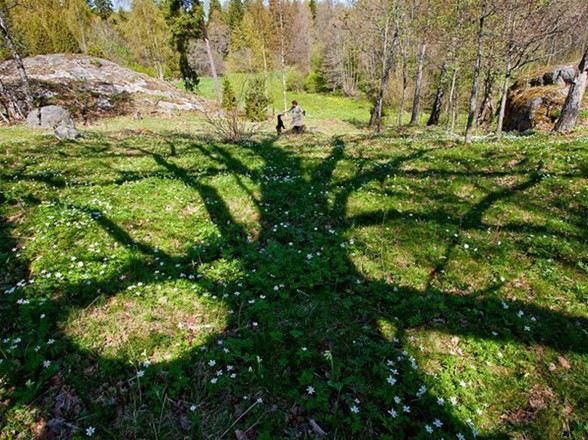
[{"x1": 1, "y1": 115, "x2": 587, "y2": 439}]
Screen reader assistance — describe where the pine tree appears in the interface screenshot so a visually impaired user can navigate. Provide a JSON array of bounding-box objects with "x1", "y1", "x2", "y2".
[
  {"x1": 222, "y1": 77, "x2": 237, "y2": 110},
  {"x1": 163, "y1": 0, "x2": 204, "y2": 91},
  {"x1": 208, "y1": 0, "x2": 223, "y2": 22},
  {"x1": 308, "y1": 0, "x2": 316, "y2": 21},
  {"x1": 244, "y1": 77, "x2": 269, "y2": 121},
  {"x1": 227, "y1": 0, "x2": 243, "y2": 30}
]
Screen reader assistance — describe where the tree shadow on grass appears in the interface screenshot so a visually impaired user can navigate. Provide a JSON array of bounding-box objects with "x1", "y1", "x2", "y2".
[{"x1": 1, "y1": 132, "x2": 587, "y2": 439}]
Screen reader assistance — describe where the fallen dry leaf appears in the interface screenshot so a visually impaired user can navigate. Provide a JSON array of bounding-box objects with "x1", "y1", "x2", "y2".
[{"x1": 558, "y1": 356, "x2": 571, "y2": 370}]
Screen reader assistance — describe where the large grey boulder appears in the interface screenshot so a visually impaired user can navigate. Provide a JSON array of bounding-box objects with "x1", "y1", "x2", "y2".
[
  {"x1": 26, "y1": 105, "x2": 74, "y2": 129},
  {"x1": 54, "y1": 124, "x2": 81, "y2": 141},
  {"x1": 542, "y1": 66, "x2": 576, "y2": 86},
  {"x1": 1, "y1": 54, "x2": 208, "y2": 121}
]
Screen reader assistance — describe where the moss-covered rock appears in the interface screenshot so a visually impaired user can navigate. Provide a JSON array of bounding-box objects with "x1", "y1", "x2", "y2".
[{"x1": 504, "y1": 65, "x2": 586, "y2": 132}]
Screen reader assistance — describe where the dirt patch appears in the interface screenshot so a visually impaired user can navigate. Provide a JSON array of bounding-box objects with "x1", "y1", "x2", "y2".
[
  {"x1": 65, "y1": 292, "x2": 226, "y2": 361},
  {"x1": 504, "y1": 385, "x2": 555, "y2": 425}
]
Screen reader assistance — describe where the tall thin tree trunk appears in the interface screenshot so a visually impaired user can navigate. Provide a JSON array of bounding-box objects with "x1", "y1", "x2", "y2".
[
  {"x1": 410, "y1": 41, "x2": 426, "y2": 126},
  {"x1": 496, "y1": 56, "x2": 511, "y2": 138},
  {"x1": 427, "y1": 61, "x2": 447, "y2": 126},
  {"x1": 496, "y1": 4, "x2": 514, "y2": 138},
  {"x1": 554, "y1": 46, "x2": 588, "y2": 133},
  {"x1": 369, "y1": 18, "x2": 399, "y2": 133},
  {"x1": 204, "y1": 36, "x2": 222, "y2": 104},
  {"x1": 465, "y1": 11, "x2": 485, "y2": 144},
  {"x1": 477, "y1": 68, "x2": 495, "y2": 128},
  {"x1": 260, "y1": 37, "x2": 274, "y2": 115},
  {"x1": 446, "y1": 67, "x2": 458, "y2": 132},
  {"x1": 279, "y1": 5, "x2": 288, "y2": 112},
  {"x1": 398, "y1": 46, "x2": 408, "y2": 126},
  {"x1": 0, "y1": 9, "x2": 34, "y2": 112}
]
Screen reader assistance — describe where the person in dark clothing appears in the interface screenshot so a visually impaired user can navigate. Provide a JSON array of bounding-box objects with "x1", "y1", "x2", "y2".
[{"x1": 276, "y1": 114, "x2": 286, "y2": 135}]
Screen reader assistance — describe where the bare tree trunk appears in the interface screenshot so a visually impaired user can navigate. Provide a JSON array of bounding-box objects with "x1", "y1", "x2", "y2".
[
  {"x1": 477, "y1": 68, "x2": 495, "y2": 128},
  {"x1": 410, "y1": 41, "x2": 426, "y2": 126},
  {"x1": 398, "y1": 46, "x2": 408, "y2": 126},
  {"x1": 427, "y1": 61, "x2": 447, "y2": 126},
  {"x1": 369, "y1": 18, "x2": 399, "y2": 133},
  {"x1": 0, "y1": 9, "x2": 34, "y2": 112},
  {"x1": 204, "y1": 36, "x2": 222, "y2": 104},
  {"x1": 260, "y1": 37, "x2": 274, "y2": 115},
  {"x1": 464, "y1": 11, "x2": 485, "y2": 144},
  {"x1": 156, "y1": 62, "x2": 164, "y2": 81},
  {"x1": 554, "y1": 46, "x2": 588, "y2": 133},
  {"x1": 496, "y1": 56, "x2": 512, "y2": 138},
  {"x1": 446, "y1": 67, "x2": 458, "y2": 132},
  {"x1": 279, "y1": 5, "x2": 288, "y2": 112}
]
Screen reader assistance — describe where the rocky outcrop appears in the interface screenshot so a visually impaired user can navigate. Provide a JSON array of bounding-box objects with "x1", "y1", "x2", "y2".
[
  {"x1": 504, "y1": 65, "x2": 586, "y2": 132},
  {"x1": 503, "y1": 86, "x2": 569, "y2": 132},
  {"x1": 26, "y1": 105, "x2": 73, "y2": 129},
  {"x1": 0, "y1": 54, "x2": 209, "y2": 123},
  {"x1": 527, "y1": 65, "x2": 577, "y2": 87},
  {"x1": 26, "y1": 105, "x2": 81, "y2": 140}
]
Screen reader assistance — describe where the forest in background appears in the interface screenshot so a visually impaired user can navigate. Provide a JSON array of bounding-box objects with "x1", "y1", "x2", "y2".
[{"x1": 1, "y1": 0, "x2": 588, "y2": 135}]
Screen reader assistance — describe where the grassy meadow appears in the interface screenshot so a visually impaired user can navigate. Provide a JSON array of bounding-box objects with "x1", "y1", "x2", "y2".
[{"x1": 1, "y1": 112, "x2": 588, "y2": 439}]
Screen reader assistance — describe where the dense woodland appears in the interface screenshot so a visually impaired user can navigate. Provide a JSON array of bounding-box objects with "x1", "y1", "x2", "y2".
[{"x1": 1, "y1": 0, "x2": 588, "y2": 134}]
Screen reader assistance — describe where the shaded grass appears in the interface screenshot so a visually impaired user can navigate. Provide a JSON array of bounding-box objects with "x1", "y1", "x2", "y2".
[{"x1": 0, "y1": 117, "x2": 587, "y2": 439}]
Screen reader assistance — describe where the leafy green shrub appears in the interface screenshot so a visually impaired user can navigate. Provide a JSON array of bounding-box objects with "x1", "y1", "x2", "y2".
[
  {"x1": 244, "y1": 77, "x2": 269, "y2": 121},
  {"x1": 303, "y1": 70, "x2": 328, "y2": 93}
]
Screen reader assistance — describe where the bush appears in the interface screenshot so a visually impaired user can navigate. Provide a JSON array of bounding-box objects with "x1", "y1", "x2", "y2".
[
  {"x1": 287, "y1": 69, "x2": 305, "y2": 92},
  {"x1": 222, "y1": 78, "x2": 237, "y2": 111},
  {"x1": 244, "y1": 78, "x2": 269, "y2": 122},
  {"x1": 303, "y1": 70, "x2": 328, "y2": 93}
]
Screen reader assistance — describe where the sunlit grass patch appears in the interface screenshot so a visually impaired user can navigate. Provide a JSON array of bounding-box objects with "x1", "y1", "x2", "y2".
[{"x1": 65, "y1": 283, "x2": 227, "y2": 362}]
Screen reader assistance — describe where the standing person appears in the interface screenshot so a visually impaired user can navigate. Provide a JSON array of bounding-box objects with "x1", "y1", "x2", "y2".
[{"x1": 282, "y1": 100, "x2": 305, "y2": 133}]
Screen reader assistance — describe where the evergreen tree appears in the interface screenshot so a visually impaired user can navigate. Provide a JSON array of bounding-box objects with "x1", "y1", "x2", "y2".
[
  {"x1": 221, "y1": 77, "x2": 237, "y2": 110},
  {"x1": 226, "y1": 0, "x2": 243, "y2": 30},
  {"x1": 244, "y1": 77, "x2": 269, "y2": 121},
  {"x1": 208, "y1": 0, "x2": 223, "y2": 22},
  {"x1": 164, "y1": 0, "x2": 205, "y2": 91},
  {"x1": 308, "y1": 0, "x2": 316, "y2": 21}
]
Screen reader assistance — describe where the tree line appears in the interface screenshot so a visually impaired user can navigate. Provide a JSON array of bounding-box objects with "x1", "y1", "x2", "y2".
[{"x1": 1, "y1": 0, "x2": 587, "y2": 136}]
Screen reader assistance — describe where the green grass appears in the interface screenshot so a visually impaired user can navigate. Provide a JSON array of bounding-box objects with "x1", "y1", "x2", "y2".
[
  {"x1": 195, "y1": 73, "x2": 466, "y2": 132},
  {"x1": 1, "y1": 116, "x2": 587, "y2": 439},
  {"x1": 196, "y1": 72, "x2": 373, "y2": 123}
]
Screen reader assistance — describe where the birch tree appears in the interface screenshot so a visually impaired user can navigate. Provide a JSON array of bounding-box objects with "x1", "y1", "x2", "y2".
[
  {"x1": 351, "y1": 0, "x2": 401, "y2": 132},
  {"x1": 0, "y1": 1, "x2": 34, "y2": 112},
  {"x1": 464, "y1": 1, "x2": 495, "y2": 144},
  {"x1": 554, "y1": 45, "x2": 588, "y2": 133},
  {"x1": 123, "y1": 0, "x2": 172, "y2": 80}
]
